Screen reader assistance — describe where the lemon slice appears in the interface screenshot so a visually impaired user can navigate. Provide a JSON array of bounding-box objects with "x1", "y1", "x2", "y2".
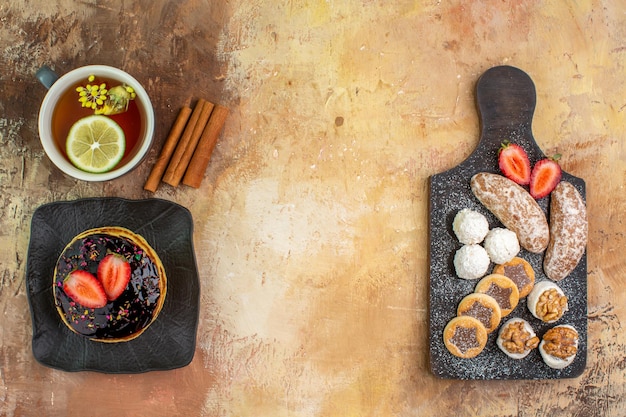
[{"x1": 66, "y1": 115, "x2": 126, "y2": 173}]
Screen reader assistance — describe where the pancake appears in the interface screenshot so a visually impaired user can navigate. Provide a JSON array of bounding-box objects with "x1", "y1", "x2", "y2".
[{"x1": 53, "y1": 226, "x2": 167, "y2": 342}]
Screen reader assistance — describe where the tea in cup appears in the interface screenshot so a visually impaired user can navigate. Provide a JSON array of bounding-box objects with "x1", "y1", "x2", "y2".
[{"x1": 37, "y1": 65, "x2": 155, "y2": 181}]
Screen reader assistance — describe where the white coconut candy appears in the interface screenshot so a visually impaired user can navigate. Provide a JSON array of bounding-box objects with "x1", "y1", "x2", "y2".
[
  {"x1": 483, "y1": 227, "x2": 520, "y2": 265},
  {"x1": 453, "y1": 209, "x2": 490, "y2": 245},
  {"x1": 453, "y1": 244, "x2": 490, "y2": 280}
]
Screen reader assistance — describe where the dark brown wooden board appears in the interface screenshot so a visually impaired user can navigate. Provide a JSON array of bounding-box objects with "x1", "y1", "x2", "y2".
[{"x1": 428, "y1": 65, "x2": 587, "y2": 379}]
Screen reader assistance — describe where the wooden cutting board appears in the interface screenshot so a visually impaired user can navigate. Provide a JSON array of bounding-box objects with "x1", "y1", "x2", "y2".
[{"x1": 428, "y1": 65, "x2": 587, "y2": 379}]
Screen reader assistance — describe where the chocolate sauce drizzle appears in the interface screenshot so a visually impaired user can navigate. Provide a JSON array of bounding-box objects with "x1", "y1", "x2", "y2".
[{"x1": 54, "y1": 233, "x2": 162, "y2": 340}]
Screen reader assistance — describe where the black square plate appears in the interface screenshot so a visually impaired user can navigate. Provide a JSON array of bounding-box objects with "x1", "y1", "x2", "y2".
[{"x1": 26, "y1": 197, "x2": 199, "y2": 373}]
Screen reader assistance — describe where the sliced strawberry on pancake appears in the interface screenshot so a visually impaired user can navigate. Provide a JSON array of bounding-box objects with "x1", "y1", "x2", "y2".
[
  {"x1": 97, "y1": 253, "x2": 131, "y2": 301},
  {"x1": 63, "y1": 270, "x2": 108, "y2": 309}
]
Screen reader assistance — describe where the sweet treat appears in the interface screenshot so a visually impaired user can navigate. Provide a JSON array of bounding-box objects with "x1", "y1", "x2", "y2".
[
  {"x1": 543, "y1": 181, "x2": 588, "y2": 281},
  {"x1": 474, "y1": 274, "x2": 519, "y2": 316},
  {"x1": 493, "y1": 257, "x2": 535, "y2": 298},
  {"x1": 496, "y1": 318, "x2": 539, "y2": 359},
  {"x1": 54, "y1": 226, "x2": 167, "y2": 342},
  {"x1": 529, "y1": 156, "x2": 562, "y2": 199},
  {"x1": 539, "y1": 324, "x2": 579, "y2": 369},
  {"x1": 527, "y1": 280, "x2": 568, "y2": 323},
  {"x1": 453, "y1": 244, "x2": 490, "y2": 280},
  {"x1": 498, "y1": 141, "x2": 531, "y2": 185},
  {"x1": 470, "y1": 172, "x2": 549, "y2": 253},
  {"x1": 443, "y1": 316, "x2": 488, "y2": 358},
  {"x1": 457, "y1": 293, "x2": 501, "y2": 333},
  {"x1": 483, "y1": 227, "x2": 520, "y2": 264},
  {"x1": 452, "y1": 208, "x2": 489, "y2": 245}
]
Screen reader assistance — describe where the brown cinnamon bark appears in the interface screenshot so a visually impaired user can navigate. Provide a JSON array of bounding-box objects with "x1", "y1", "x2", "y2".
[
  {"x1": 162, "y1": 99, "x2": 211, "y2": 187},
  {"x1": 143, "y1": 105, "x2": 192, "y2": 192},
  {"x1": 182, "y1": 105, "x2": 229, "y2": 188}
]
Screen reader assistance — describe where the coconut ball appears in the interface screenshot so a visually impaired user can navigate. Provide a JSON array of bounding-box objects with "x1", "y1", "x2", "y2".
[
  {"x1": 483, "y1": 227, "x2": 520, "y2": 264},
  {"x1": 453, "y1": 244, "x2": 490, "y2": 280},
  {"x1": 452, "y1": 209, "x2": 490, "y2": 245}
]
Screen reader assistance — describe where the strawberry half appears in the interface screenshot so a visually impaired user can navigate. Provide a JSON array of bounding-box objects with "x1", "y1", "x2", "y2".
[
  {"x1": 530, "y1": 155, "x2": 562, "y2": 199},
  {"x1": 498, "y1": 141, "x2": 531, "y2": 185},
  {"x1": 97, "y1": 253, "x2": 131, "y2": 301},
  {"x1": 63, "y1": 270, "x2": 108, "y2": 309}
]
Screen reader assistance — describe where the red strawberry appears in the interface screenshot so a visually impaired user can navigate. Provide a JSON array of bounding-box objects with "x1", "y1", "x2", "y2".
[
  {"x1": 63, "y1": 270, "x2": 108, "y2": 309},
  {"x1": 498, "y1": 141, "x2": 531, "y2": 185},
  {"x1": 97, "y1": 253, "x2": 131, "y2": 301},
  {"x1": 530, "y1": 155, "x2": 562, "y2": 199}
]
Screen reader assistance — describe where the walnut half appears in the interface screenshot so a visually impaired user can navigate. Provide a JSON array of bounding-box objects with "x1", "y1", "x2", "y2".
[
  {"x1": 542, "y1": 326, "x2": 578, "y2": 359},
  {"x1": 500, "y1": 321, "x2": 539, "y2": 354},
  {"x1": 536, "y1": 288, "x2": 568, "y2": 322}
]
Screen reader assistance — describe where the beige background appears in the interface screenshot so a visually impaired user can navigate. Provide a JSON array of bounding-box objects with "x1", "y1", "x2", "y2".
[{"x1": 1, "y1": 1, "x2": 625, "y2": 416}]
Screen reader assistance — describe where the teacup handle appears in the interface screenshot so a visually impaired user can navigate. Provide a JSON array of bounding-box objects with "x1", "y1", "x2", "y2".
[{"x1": 36, "y1": 65, "x2": 60, "y2": 89}]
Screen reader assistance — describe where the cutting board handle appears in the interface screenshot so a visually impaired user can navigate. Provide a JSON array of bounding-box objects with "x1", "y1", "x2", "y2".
[{"x1": 475, "y1": 65, "x2": 543, "y2": 157}]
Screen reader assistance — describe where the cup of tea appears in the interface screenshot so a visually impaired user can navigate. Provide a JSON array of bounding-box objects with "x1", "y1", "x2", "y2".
[{"x1": 37, "y1": 65, "x2": 155, "y2": 181}]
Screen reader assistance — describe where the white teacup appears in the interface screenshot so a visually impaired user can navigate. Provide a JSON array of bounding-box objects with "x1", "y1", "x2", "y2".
[{"x1": 37, "y1": 65, "x2": 155, "y2": 181}]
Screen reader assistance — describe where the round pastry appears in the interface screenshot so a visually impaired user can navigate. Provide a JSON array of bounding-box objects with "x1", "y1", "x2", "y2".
[
  {"x1": 496, "y1": 318, "x2": 539, "y2": 359},
  {"x1": 539, "y1": 324, "x2": 579, "y2": 369},
  {"x1": 443, "y1": 316, "x2": 488, "y2": 358},
  {"x1": 527, "y1": 280, "x2": 568, "y2": 323},
  {"x1": 474, "y1": 274, "x2": 520, "y2": 317},
  {"x1": 483, "y1": 227, "x2": 520, "y2": 265},
  {"x1": 457, "y1": 293, "x2": 502, "y2": 333},
  {"x1": 453, "y1": 244, "x2": 491, "y2": 280},
  {"x1": 53, "y1": 226, "x2": 167, "y2": 342},
  {"x1": 452, "y1": 209, "x2": 489, "y2": 245},
  {"x1": 493, "y1": 257, "x2": 535, "y2": 298}
]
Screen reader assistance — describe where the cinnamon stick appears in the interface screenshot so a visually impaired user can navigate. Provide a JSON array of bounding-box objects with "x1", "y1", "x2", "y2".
[
  {"x1": 172, "y1": 100, "x2": 214, "y2": 184},
  {"x1": 162, "y1": 99, "x2": 210, "y2": 187},
  {"x1": 182, "y1": 105, "x2": 229, "y2": 188},
  {"x1": 143, "y1": 105, "x2": 192, "y2": 192}
]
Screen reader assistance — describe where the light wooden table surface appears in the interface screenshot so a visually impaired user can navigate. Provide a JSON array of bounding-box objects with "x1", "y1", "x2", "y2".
[{"x1": 1, "y1": 1, "x2": 625, "y2": 416}]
